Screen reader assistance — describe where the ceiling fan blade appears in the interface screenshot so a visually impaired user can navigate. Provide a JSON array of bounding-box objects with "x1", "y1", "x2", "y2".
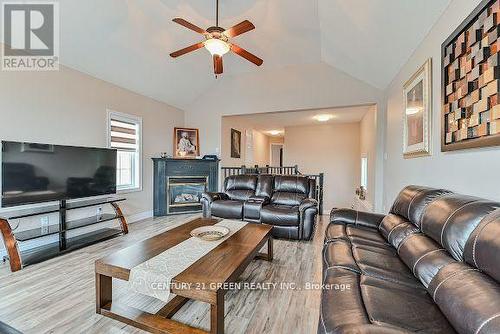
[
  {"x1": 213, "y1": 55, "x2": 223, "y2": 75},
  {"x1": 170, "y1": 42, "x2": 204, "y2": 58},
  {"x1": 223, "y1": 20, "x2": 255, "y2": 38},
  {"x1": 172, "y1": 18, "x2": 207, "y2": 34},
  {"x1": 230, "y1": 44, "x2": 263, "y2": 66}
]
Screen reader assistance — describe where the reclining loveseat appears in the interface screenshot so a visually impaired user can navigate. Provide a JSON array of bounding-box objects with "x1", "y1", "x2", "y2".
[{"x1": 201, "y1": 174, "x2": 318, "y2": 240}]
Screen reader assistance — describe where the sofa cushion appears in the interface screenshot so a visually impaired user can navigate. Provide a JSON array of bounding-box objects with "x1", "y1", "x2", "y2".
[
  {"x1": 210, "y1": 200, "x2": 243, "y2": 219},
  {"x1": 325, "y1": 224, "x2": 392, "y2": 250},
  {"x1": 323, "y1": 240, "x2": 360, "y2": 274},
  {"x1": 397, "y1": 233, "x2": 455, "y2": 288},
  {"x1": 271, "y1": 175, "x2": 309, "y2": 206},
  {"x1": 224, "y1": 174, "x2": 257, "y2": 191},
  {"x1": 420, "y1": 195, "x2": 500, "y2": 261},
  {"x1": 390, "y1": 185, "x2": 451, "y2": 226},
  {"x1": 346, "y1": 226, "x2": 387, "y2": 244},
  {"x1": 270, "y1": 192, "x2": 306, "y2": 206},
  {"x1": 273, "y1": 175, "x2": 309, "y2": 193},
  {"x1": 360, "y1": 275, "x2": 455, "y2": 333},
  {"x1": 428, "y1": 262, "x2": 500, "y2": 334},
  {"x1": 378, "y1": 214, "x2": 419, "y2": 249},
  {"x1": 379, "y1": 214, "x2": 408, "y2": 239},
  {"x1": 352, "y1": 244, "x2": 423, "y2": 289},
  {"x1": 224, "y1": 175, "x2": 257, "y2": 201},
  {"x1": 319, "y1": 268, "x2": 455, "y2": 334},
  {"x1": 464, "y1": 209, "x2": 500, "y2": 282},
  {"x1": 324, "y1": 224, "x2": 423, "y2": 289},
  {"x1": 320, "y1": 268, "x2": 371, "y2": 332},
  {"x1": 260, "y1": 204, "x2": 299, "y2": 226}
]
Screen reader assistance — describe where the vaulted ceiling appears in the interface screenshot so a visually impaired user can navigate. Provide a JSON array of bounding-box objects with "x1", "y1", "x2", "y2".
[{"x1": 59, "y1": 0, "x2": 450, "y2": 110}]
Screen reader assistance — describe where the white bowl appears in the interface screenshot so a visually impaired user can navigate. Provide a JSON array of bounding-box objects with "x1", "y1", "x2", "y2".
[{"x1": 190, "y1": 225, "x2": 230, "y2": 241}]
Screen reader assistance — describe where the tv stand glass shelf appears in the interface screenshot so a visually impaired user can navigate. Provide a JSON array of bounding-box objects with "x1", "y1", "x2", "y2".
[{"x1": 0, "y1": 197, "x2": 128, "y2": 272}]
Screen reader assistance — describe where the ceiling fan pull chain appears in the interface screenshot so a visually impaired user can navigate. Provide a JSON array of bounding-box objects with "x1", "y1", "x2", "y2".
[{"x1": 216, "y1": 0, "x2": 219, "y2": 27}]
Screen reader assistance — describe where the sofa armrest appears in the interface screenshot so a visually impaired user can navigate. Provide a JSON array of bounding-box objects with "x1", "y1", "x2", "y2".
[
  {"x1": 201, "y1": 192, "x2": 228, "y2": 204},
  {"x1": 330, "y1": 208, "x2": 385, "y2": 229},
  {"x1": 247, "y1": 195, "x2": 270, "y2": 204},
  {"x1": 299, "y1": 198, "x2": 318, "y2": 212}
]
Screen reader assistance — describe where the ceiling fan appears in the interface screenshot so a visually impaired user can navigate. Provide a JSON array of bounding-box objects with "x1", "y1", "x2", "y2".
[{"x1": 169, "y1": 0, "x2": 263, "y2": 77}]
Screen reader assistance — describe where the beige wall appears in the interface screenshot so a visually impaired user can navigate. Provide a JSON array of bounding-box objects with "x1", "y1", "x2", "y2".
[
  {"x1": 0, "y1": 64, "x2": 184, "y2": 218},
  {"x1": 252, "y1": 130, "x2": 270, "y2": 166},
  {"x1": 220, "y1": 116, "x2": 271, "y2": 167},
  {"x1": 283, "y1": 123, "x2": 360, "y2": 212},
  {"x1": 383, "y1": 0, "x2": 500, "y2": 210},
  {"x1": 186, "y1": 62, "x2": 382, "y2": 159},
  {"x1": 360, "y1": 106, "x2": 377, "y2": 209},
  {"x1": 221, "y1": 117, "x2": 247, "y2": 167}
]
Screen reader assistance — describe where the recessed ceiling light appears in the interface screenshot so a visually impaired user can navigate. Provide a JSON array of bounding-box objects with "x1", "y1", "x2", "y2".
[
  {"x1": 313, "y1": 114, "x2": 334, "y2": 122},
  {"x1": 268, "y1": 130, "x2": 282, "y2": 136}
]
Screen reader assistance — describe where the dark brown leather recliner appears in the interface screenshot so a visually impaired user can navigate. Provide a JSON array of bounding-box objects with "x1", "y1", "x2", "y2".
[
  {"x1": 319, "y1": 185, "x2": 500, "y2": 334},
  {"x1": 201, "y1": 175, "x2": 258, "y2": 219},
  {"x1": 202, "y1": 174, "x2": 318, "y2": 240},
  {"x1": 260, "y1": 175, "x2": 318, "y2": 240}
]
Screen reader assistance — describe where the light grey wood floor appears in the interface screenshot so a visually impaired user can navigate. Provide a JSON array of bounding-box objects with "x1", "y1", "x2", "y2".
[{"x1": 0, "y1": 214, "x2": 328, "y2": 334}]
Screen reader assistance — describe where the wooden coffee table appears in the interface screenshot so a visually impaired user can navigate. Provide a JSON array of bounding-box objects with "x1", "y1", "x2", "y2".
[{"x1": 95, "y1": 218, "x2": 273, "y2": 334}]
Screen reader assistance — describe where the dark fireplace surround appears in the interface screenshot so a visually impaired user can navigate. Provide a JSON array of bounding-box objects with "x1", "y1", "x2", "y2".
[{"x1": 153, "y1": 158, "x2": 219, "y2": 216}]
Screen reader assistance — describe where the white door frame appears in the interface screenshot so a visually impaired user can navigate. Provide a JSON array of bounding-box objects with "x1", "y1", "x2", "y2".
[{"x1": 269, "y1": 143, "x2": 285, "y2": 166}]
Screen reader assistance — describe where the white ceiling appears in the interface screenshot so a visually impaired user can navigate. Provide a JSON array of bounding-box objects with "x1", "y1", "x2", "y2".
[
  {"x1": 59, "y1": 0, "x2": 450, "y2": 110},
  {"x1": 223, "y1": 105, "x2": 374, "y2": 135}
]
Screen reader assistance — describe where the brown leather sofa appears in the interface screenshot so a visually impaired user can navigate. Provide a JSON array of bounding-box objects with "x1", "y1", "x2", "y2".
[
  {"x1": 319, "y1": 185, "x2": 500, "y2": 334},
  {"x1": 201, "y1": 174, "x2": 318, "y2": 240}
]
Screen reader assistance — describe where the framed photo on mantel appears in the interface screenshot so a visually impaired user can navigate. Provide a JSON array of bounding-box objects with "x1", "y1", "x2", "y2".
[
  {"x1": 403, "y1": 58, "x2": 432, "y2": 158},
  {"x1": 174, "y1": 127, "x2": 200, "y2": 158},
  {"x1": 441, "y1": 0, "x2": 500, "y2": 152}
]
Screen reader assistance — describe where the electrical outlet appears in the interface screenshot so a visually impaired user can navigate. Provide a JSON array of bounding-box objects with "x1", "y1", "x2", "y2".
[
  {"x1": 40, "y1": 216, "x2": 49, "y2": 234},
  {"x1": 96, "y1": 207, "x2": 103, "y2": 220}
]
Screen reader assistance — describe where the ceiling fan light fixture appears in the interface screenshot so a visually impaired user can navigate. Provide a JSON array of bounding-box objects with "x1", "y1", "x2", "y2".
[{"x1": 204, "y1": 38, "x2": 230, "y2": 56}]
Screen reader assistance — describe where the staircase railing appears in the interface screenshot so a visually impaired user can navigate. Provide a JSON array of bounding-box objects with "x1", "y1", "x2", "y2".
[{"x1": 220, "y1": 165, "x2": 324, "y2": 214}]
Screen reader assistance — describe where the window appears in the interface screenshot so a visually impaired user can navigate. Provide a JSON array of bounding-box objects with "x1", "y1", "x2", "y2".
[
  {"x1": 107, "y1": 110, "x2": 142, "y2": 192},
  {"x1": 361, "y1": 155, "x2": 368, "y2": 190}
]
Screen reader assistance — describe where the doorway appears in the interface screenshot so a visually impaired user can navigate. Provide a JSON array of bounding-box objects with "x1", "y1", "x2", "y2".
[{"x1": 270, "y1": 143, "x2": 284, "y2": 167}]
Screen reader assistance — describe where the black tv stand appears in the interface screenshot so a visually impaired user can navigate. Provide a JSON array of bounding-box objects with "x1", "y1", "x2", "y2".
[{"x1": 0, "y1": 197, "x2": 128, "y2": 272}]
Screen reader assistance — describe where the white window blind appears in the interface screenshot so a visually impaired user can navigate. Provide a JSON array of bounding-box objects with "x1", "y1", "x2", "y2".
[
  {"x1": 110, "y1": 119, "x2": 138, "y2": 151},
  {"x1": 108, "y1": 111, "x2": 142, "y2": 192}
]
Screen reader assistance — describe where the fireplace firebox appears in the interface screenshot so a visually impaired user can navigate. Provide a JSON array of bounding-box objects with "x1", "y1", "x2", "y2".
[
  {"x1": 167, "y1": 176, "x2": 208, "y2": 214},
  {"x1": 153, "y1": 158, "x2": 219, "y2": 216}
]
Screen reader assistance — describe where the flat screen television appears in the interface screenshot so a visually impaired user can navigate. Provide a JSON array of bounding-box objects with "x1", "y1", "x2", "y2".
[{"x1": 1, "y1": 141, "x2": 117, "y2": 207}]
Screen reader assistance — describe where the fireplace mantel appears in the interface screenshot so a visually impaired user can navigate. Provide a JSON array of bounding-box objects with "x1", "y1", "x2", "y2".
[{"x1": 152, "y1": 158, "x2": 219, "y2": 216}]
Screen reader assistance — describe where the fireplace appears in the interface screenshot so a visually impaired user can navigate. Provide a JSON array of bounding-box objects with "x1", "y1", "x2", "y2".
[
  {"x1": 167, "y1": 176, "x2": 207, "y2": 214},
  {"x1": 153, "y1": 158, "x2": 219, "y2": 216}
]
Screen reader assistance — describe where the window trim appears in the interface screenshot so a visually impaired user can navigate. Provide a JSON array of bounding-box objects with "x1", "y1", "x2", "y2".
[{"x1": 107, "y1": 109, "x2": 143, "y2": 193}]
